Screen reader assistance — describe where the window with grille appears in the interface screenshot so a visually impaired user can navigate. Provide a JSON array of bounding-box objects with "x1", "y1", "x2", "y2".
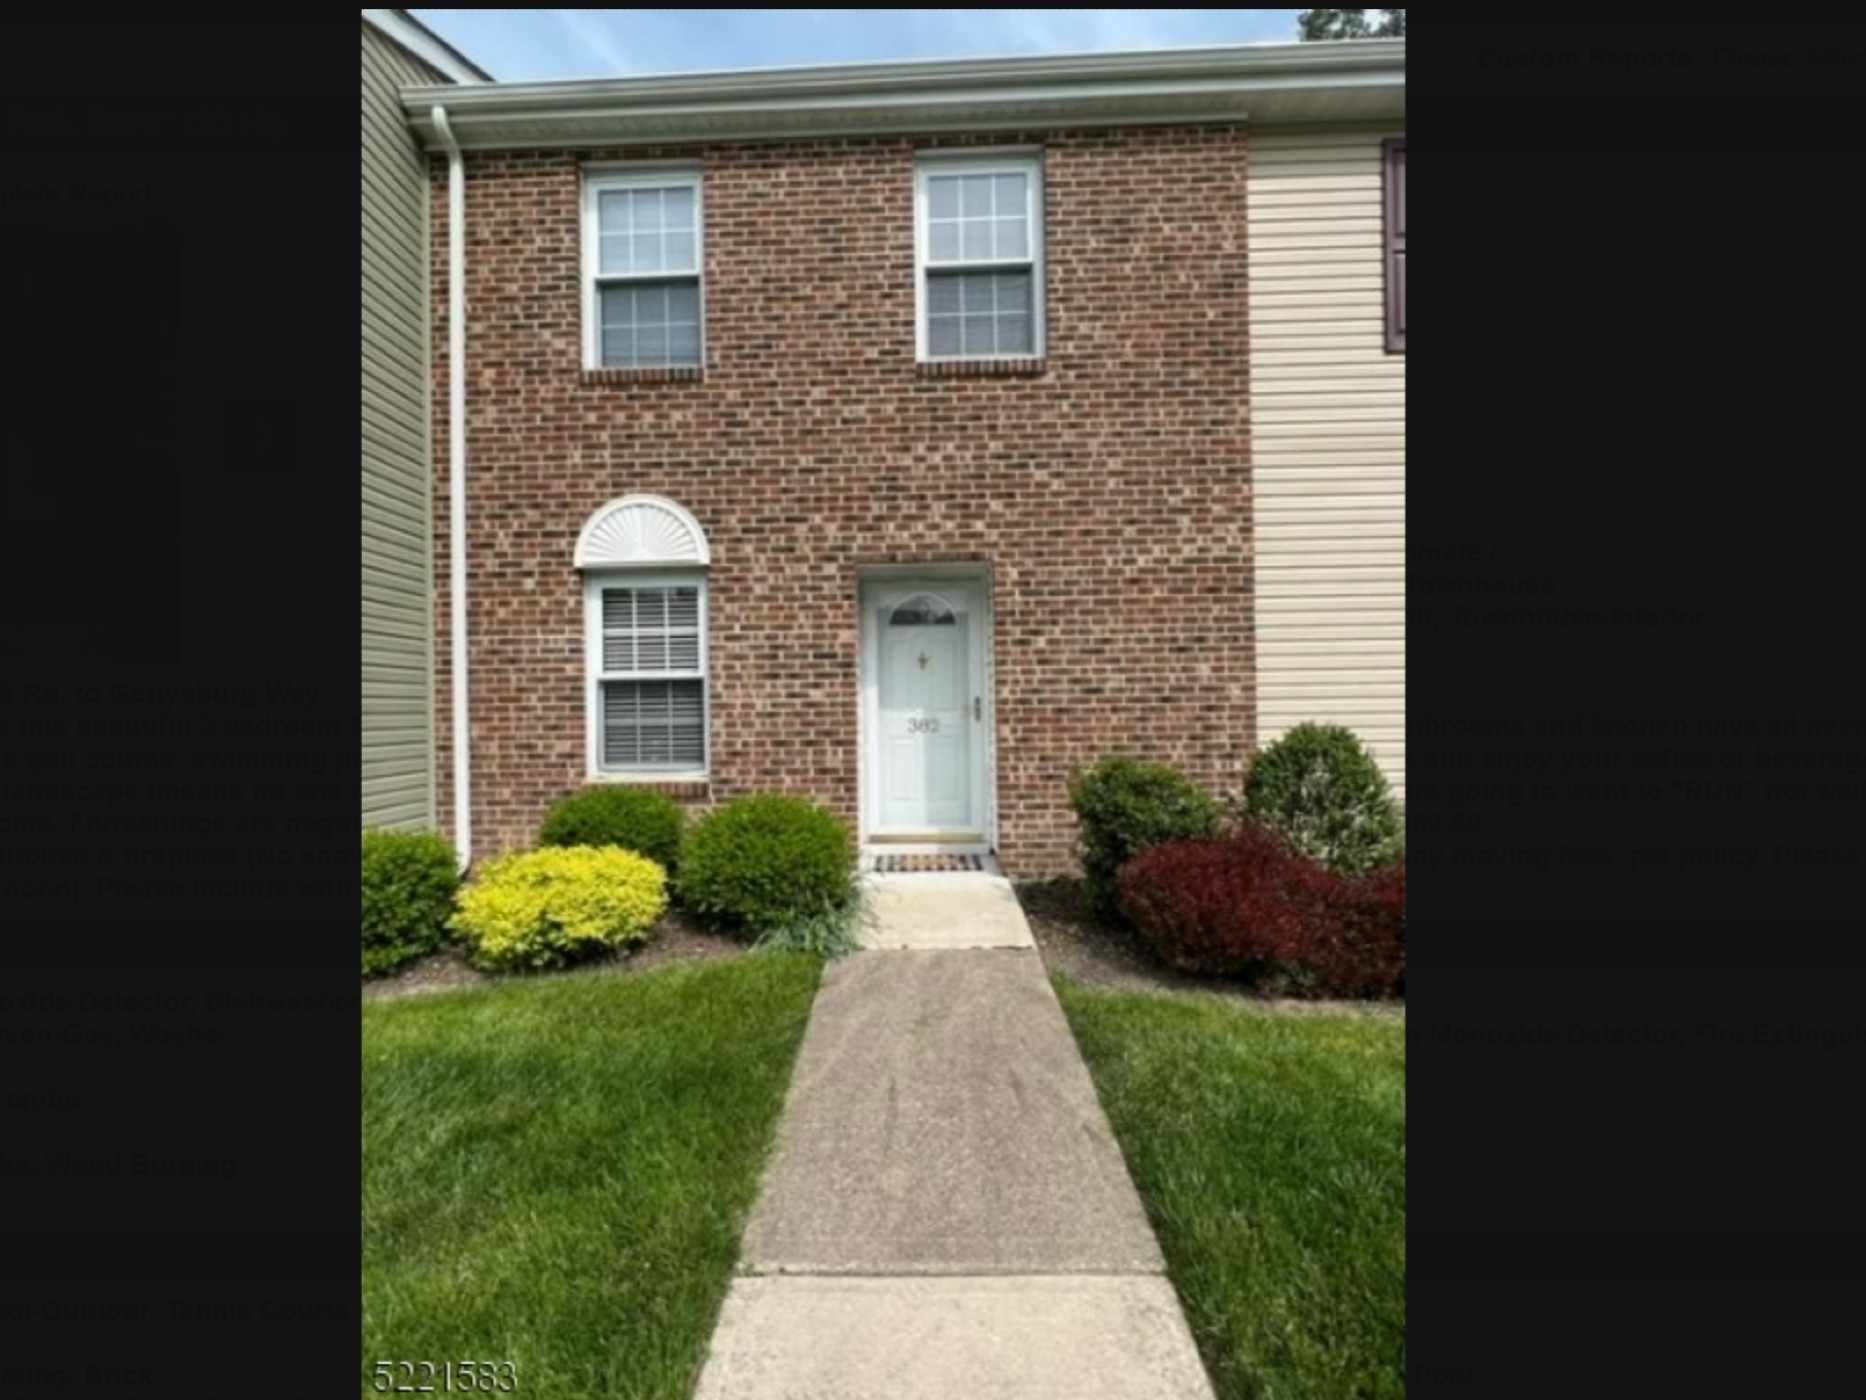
[
  {"x1": 916, "y1": 155, "x2": 1045, "y2": 360},
  {"x1": 585, "y1": 577, "x2": 707, "y2": 775},
  {"x1": 583, "y1": 170, "x2": 703, "y2": 369}
]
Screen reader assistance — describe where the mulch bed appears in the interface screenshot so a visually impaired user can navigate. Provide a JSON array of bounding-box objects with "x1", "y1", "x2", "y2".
[
  {"x1": 365, "y1": 879, "x2": 1401, "y2": 1015},
  {"x1": 1014, "y1": 876, "x2": 1403, "y2": 1018},
  {"x1": 361, "y1": 907, "x2": 748, "y2": 1002}
]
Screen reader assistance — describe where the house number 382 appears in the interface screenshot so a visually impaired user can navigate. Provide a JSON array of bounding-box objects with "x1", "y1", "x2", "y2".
[{"x1": 908, "y1": 717, "x2": 941, "y2": 734}]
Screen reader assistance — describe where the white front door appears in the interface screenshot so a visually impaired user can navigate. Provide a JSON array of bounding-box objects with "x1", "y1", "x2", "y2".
[{"x1": 868, "y1": 584, "x2": 982, "y2": 836}]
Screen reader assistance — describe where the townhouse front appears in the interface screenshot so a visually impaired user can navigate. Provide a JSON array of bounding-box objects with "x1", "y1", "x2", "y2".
[{"x1": 403, "y1": 41, "x2": 1404, "y2": 875}]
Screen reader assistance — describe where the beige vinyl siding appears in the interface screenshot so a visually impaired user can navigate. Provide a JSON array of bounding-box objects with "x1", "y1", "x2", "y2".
[
  {"x1": 1248, "y1": 126, "x2": 1405, "y2": 797},
  {"x1": 361, "y1": 23, "x2": 444, "y2": 829}
]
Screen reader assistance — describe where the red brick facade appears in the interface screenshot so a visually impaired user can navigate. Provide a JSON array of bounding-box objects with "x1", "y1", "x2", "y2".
[{"x1": 432, "y1": 126, "x2": 1254, "y2": 875}]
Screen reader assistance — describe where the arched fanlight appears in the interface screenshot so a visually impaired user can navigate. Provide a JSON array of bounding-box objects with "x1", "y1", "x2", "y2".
[
  {"x1": 888, "y1": 594, "x2": 957, "y2": 626},
  {"x1": 574, "y1": 494, "x2": 710, "y2": 568}
]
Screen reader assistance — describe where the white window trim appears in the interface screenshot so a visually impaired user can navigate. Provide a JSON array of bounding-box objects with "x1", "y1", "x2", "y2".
[
  {"x1": 583, "y1": 570, "x2": 710, "y2": 782},
  {"x1": 914, "y1": 153, "x2": 1046, "y2": 362},
  {"x1": 580, "y1": 168, "x2": 706, "y2": 371}
]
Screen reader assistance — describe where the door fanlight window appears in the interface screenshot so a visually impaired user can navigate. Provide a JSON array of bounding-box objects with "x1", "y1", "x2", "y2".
[{"x1": 888, "y1": 595, "x2": 957, "y2": 627}]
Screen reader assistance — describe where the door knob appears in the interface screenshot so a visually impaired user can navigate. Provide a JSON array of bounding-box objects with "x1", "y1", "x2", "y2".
[{"x1": 974, "y1": 696, "x2": 982, "y2": 721}]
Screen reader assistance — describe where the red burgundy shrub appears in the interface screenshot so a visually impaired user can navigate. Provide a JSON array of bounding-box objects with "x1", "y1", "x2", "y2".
[
  {"x1": 1116, "y1": 823, "x2": 1327, "y2": 977},
  {"x1": 1340, "y1": 863, "x2": 1405, "y2": 995},
  {"x1": 1290, "y1": 861, "x2": 1405, "y2": 1000},
  {"x1": 1116, "y1": 824, "x2": 1404, "y2": 998}
]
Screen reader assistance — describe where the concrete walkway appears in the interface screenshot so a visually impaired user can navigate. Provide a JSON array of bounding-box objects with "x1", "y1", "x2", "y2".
[{"x1": 694, "y1": 876, "x2": 1216, "y2": 1400}]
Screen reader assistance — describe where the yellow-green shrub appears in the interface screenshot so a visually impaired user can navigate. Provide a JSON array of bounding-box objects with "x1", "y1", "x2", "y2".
[{"x1": 450, "y1": 846, "x2": 667, "y2": 972}]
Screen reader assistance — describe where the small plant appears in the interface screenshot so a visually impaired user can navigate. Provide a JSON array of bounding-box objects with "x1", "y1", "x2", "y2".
[
  {"x1": 450, "y1": 846, "x2": 667, "y2": 973},
  {"x1": 538, "y1": 786, "x2": 685, "y2": 876},
  {"x1": 1066, "y1": 755, "x2": 1222, "y2": 920},
  {"x1": 361, "y1": 829, "x2": 459, "y2": 978},
  {"x1": 1117, "y1": 823, "x2": 1404, "y2": 998},
  {"x1": 679, "y1": 795, "x2": 857, "y2": 941},
  {"x1": 1243, "y1": 723, "x2": 1403, "y2": 875},
  {"x1": 751, "y1": 899, "x2": 864, "y2": 959}
]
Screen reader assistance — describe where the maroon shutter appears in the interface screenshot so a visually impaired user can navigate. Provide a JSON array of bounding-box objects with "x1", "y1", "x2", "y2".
[{"x1": 1384, "y1": 136, "x2": 1406, "y2": 353}]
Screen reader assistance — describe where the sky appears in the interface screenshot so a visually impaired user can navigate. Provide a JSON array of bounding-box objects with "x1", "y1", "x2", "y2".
[{"x1": 411, "y1": 9, "x2": 1309, "y2": 83}]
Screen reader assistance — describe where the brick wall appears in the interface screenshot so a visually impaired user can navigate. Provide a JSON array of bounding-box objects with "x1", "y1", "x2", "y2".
[{"x1": 432, "y1": 126, "x2": 1254, "y2": 875}]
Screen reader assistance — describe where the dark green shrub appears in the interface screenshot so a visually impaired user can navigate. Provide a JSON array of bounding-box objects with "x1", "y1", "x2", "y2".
[
  {"x1": 538, "y1": 786, "x2": 685, "y2": 876},
  {"x1": 1066, "y1": 756, "x2": 1222, "y2": 920},
  {"x1": 679, "y1": 796, "x2": 856, "y2": 939},
  {"x1": 1243, "y1": 723, "x2": 1403, "y2": 875},
  {"x1": 361, "y1": 829, "x2": 459, "y2": 978}
]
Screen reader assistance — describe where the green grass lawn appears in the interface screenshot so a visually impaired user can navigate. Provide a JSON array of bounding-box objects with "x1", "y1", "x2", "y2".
[
  {"x1": 362, "y1": 955, "x2": 822, "y2": 1400},
  {"x1": 1055, "y1": 978, "x2": 1405, "y2": 1400}
]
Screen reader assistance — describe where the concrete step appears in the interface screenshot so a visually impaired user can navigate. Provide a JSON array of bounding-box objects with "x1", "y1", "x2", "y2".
[{"x1": 858, "y1": 871, "x2": 1035, "y2": 950}]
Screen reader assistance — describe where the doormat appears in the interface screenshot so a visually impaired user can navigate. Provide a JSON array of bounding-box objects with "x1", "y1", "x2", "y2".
[{"x1": 871, "y1": 854, "x2": 985, "y2": 873}]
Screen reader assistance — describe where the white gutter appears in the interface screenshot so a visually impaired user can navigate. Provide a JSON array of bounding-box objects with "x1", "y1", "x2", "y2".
[
  {"x1": 432, "y1": 104, "x2": 471, "y2": 869},
  {"x1": 401, "y1": 38, "x2": 1403, "y2": 151},
  {"x1": 409, "y1": 37, "x2": 1405, "y2": 106}
]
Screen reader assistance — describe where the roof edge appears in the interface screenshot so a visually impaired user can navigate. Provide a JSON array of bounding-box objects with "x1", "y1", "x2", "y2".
[
  {"x1": 363, "y1": 8, "x2": 491, "y2": 84},
  {"x1": 400, "y1": 38, "x2": 1402, "y2": 150}
]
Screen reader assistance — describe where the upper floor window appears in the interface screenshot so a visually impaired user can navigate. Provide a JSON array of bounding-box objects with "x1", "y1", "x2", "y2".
[
  {"x1": 1384, "y1": 137, "x2": 1405, "y2": 354},
  {"x1": 582, "y1": 170, "x2": 703, "y2": 370},
  {"x1": 915, "y1": 155, "x2": 1045, "y2": 361}
]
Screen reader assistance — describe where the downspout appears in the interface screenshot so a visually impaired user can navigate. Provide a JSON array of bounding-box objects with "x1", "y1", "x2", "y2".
[{"x1": 432, "y1": 105, "x2": 471, "y2": 868}]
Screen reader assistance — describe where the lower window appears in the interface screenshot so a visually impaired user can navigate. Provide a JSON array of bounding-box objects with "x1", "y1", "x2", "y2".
[{"x1": 585, "y1": 576, "x2": 708, "y2": 778}]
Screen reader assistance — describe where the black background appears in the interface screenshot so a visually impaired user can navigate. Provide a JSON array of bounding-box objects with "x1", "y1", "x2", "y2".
[
  {"x1": 2, "y1": 17, "x2": 1864, "y2": 1397},
  {"x1": 1, "y1": 20, "x2": 359, "y2": 1400},
  {"x1": 1411, "y1": 20, "x2": 1866, "y2": 1396}
]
